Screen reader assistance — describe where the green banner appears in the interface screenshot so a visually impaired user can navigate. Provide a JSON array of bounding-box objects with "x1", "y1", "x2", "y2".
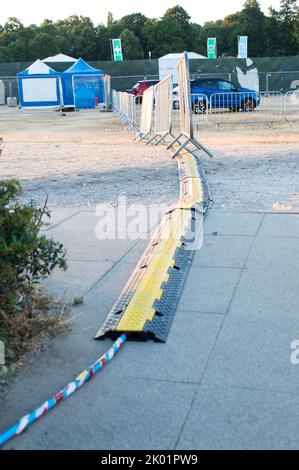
[
  {"x1": 207, "y1": 38, "x2": 217, "y2": 59},
  {"x1": 112, "y1": 38, "x2": 123, "y2": 62}
]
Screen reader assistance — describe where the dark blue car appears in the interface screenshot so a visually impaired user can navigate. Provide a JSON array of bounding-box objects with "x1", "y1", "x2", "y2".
[{"x1": 191, "y1": 78, "x2": 260, "y2": 114}]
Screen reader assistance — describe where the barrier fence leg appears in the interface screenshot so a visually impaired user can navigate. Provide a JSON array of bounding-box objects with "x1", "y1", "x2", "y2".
[
  {"x1": 192, "y1": 140, "x2": 214, "y2": 159},
  {"x1": 167, "y1": 133, "x2": 183, "y2": 150},
  {"x1": 171, "y1": 137, "x2": 190, "y2": 158},
  {"x1": 146, "y1": 134, "x2": 159, "y2": 145}
]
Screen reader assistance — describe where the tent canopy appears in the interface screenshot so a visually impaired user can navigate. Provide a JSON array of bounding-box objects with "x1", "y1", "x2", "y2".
[
  {"x1": 159, "y1": 52, "x2": 207, "y2": 60},
  {"x1": 63, "y1": 57, "x2": 103, "y2": 75},
  {"x1": 18, "y1": 59, "x2": 59, "y2": 76},
  {"x1": 43, "y1": 53, "x2": 77, "y2": 63}
]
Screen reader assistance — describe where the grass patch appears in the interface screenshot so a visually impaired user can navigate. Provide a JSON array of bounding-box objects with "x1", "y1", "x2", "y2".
[
  {"x1": 73, "y1": 296, "x2": 84, "y2": 306},
  {"x1": 0, "y1": 289, "x2": 71, "y2": 386}
]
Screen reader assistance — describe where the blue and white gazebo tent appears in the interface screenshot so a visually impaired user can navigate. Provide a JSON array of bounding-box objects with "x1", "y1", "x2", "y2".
[
  {"x1": 17, "y1": 60, "x2": 62, "y2": 108},
  {"x1": 61, "y1": 58, "x2": 104, "y2": 109}
]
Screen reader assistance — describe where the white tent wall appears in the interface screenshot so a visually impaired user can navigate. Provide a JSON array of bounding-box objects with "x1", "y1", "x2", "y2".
[
  {"x1": 18, "y1": 76, "x2": 61, "y2": 108},
  {"x1": 22, "y1": 78, "x2": 58, "y2": 103}
]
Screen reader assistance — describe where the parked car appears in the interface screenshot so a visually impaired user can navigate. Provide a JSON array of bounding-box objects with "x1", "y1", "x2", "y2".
[
  {"x1": 126, "y1": 79, "x2": 160, "y2": 103},
  {"x1": 190, "y1": 78, "x2": 260, "y2": 114},
  {"x1": 172, "y1": 85, "x2": 206, "y2": 113}
]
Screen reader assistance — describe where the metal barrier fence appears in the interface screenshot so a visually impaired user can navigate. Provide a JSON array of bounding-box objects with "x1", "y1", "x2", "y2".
[
  {"x1": 147, "y1": 75, "x2": 174, "y2": 145},
  {"x1": 168, "y1": 52, "x2": 214, "y2": 158},
  {"x1": 103, "y1": 74, "x2": 111, "y2": 110},
  {"x1": 112, "y1": 88, "x2": 297, "y2": 130},
  {"x1": 0, "y1": 77, "x2": 18, "y2": 105},
  {"x1": 284, "y1": 90, "x2": 299, "y2": 124},
  {"x1": 135, "y1": 86, "x2": 154, "y2": 141},
  {"x1": 208, "y1": 91, "x2": 283, "y2": 127},
  {"x1": 112, "y1": 90, "x2": 139, "y2": 131}
]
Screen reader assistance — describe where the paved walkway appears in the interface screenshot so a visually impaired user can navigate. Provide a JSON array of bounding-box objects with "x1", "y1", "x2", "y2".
[{"x1": 1, "y1": 208, "x2": 299, "y2": 450}]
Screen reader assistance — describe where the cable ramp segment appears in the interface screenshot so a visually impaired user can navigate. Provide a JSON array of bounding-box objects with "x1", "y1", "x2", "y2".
[
  {"x1": 95, "y1": 148, "x2": 212, "y2": 342},
  {"x1": 0, "y1": 148, "x2": 212, "y2": 448}
]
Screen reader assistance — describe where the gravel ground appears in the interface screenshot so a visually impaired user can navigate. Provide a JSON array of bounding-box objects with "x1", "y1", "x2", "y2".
[{"x1": 0, "y1": 108, "x2": 299, "y2": 211}]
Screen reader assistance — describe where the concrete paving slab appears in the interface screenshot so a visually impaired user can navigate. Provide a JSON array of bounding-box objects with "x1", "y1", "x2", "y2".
[
  {"x1": 84, "y1": 260, "x2": 139, "y2": 308},
  {"x1": 105, "y1": 313, "x2": 223, "y2": 383},
  {"x1": 177, "y1": 387, "x2": 299, "y2": 450},
  {"x1": 204, "y1": 210, "x2": 263, "y2": 236},
  {"x1": 3, "y1": 375, "x2": 196, "y2": 450},
  {"x1": 258, "y1": 214, "x2": 299, "y2": 238},
  {"x1": 201, "y1": 315, "x2": 299, "y2": 392},
  {"x1": 56, "y1": 209, "x2": 159, "y2": 234},
  {"x1": 246, "y1": 236, "x2": 299, "y2": 270},
  {"x1": 42, "y1": 260, "x2": 113, "y2": 301},
  {"x1": 46, "y1": 229, "x2": 139, "y2": 262},
  {"x1": 121, "y1": 239, "x2": 150, "y2": 264},
  {"x1": 177, "y1": 266, "x2": 241, "y2": 314},
  {"x1": 193, "y1": 235, "x2": 253, "y2": 268},
  {"x1": 228, "y1": 267, "x2": 299, "y2": 320},
  {"x1": 42, "y1": 207, "x2": 80, "y2": 230}
]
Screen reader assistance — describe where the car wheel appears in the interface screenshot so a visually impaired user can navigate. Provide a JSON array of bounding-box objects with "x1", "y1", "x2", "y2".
[
  {"x1": 242, "y1": 97, "x2": 256, "y2": 112},
  {"x1": 193, "y1": 100, "x2": 206, "y2": 114}
]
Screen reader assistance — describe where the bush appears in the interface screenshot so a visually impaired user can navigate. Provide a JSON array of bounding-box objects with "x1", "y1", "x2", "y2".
[{"x1": 0, "y1": 180, "x2": 67, "y2": 313}]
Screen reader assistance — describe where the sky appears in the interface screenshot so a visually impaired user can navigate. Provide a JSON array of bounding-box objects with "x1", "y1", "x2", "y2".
[{"x1": 0, "y1": 0, "x2": 283, "y2": 26}]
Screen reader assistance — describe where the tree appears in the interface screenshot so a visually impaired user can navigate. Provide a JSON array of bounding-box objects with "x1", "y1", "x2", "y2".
[
  {"x1": 144, "y1": 6, "x2": 192, "y2": 57},
  {"x1": 163, "y1": 5, "x2": 190, "y2": 24},
  {"x1": 107, "y1": 12, "x2": 115, "y2": 27},
  {"x1": 7, "y1": 40, "x2": 27, "y2": 61},
  {"x1": 188, "y1": 22, "x2": 203, "y2": 54},
  {"x1": 237, "y1": 0, "x2": 266, "y2": 56},
  {"x1": 120, "y1": 29, "x2": 144, "y2": 60},
  {"x1": 96, "y1": 24, "x2": 111, "y2": 60},
  {"x1": 28, "y1": 33, "x2": 58, "y2": 60},
  {"x1": 271, "y1": 0, "x2": 299, "y2": 55},
  {"x1": 119, "y1": 13, "x2": 147, "y2": 37},
  {"x1": 119, "y1": 13, "x2": 148, "y2": 51},
  {"x1": 4, "y1": 17, "x2": 24, "y2": 34},
  {"x1": 0, "y1": 46, "x2": 8, "y2": 62},
  {"x1": 73, "y1": 26, "x2": 98, "y2": 59}
]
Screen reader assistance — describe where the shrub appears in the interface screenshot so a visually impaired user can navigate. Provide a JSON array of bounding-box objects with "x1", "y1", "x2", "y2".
[{"x1": 0, "y1": 179, "x2": 67, "y2": 314}]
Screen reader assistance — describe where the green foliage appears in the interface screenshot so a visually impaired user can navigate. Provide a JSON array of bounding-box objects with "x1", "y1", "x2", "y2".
[
  {"x1": 0, "y1": 180, "x2": 67, "y2": 313},
  {"x1": 28, "y1": 33, "x2": 58, "y2": 59},
  {"x1": 269, "y1": 0, "x2": 299, "y2": 55},
  {"x1": 120, "y1": 29, "x2": 144, "y2": 60},
  {"x1": 0, "y1": 2, "x2": 298, "y2": 61},
  {"x1": 295, "y1": 11, "x2": 299, "y2": 45},
  {"x1": 73, "y1": 297, "x2": 84, "y2": 306}
]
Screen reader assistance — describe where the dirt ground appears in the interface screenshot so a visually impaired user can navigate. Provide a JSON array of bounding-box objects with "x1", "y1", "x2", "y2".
[{"x1": 0, "y1": 108, "x2": 299, "y2": 211}]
